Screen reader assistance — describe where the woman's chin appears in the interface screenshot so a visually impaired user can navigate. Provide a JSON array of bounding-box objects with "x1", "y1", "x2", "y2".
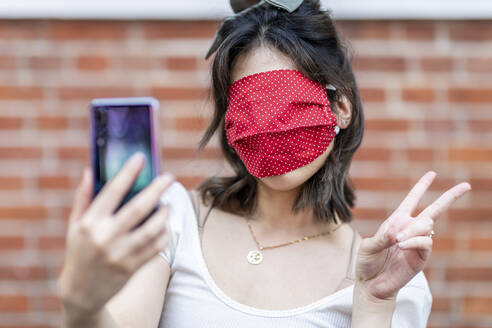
[{"x1": 258, "y1": 170, "x2": 309, "y2": 192}]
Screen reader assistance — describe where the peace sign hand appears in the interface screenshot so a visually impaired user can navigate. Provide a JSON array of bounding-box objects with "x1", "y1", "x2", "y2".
[{"x1": 354, "y1": 171, "x2": 471, "y2": 301}]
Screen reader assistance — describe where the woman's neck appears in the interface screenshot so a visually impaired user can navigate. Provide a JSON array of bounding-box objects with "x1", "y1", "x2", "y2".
[{"x1": 253, "y1": 181, "x2": 327, "y2": 235}]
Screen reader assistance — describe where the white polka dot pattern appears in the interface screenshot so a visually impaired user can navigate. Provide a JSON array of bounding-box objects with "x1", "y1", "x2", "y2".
[{"x1": 224, "y1": 69, "x2": 338, "y2": 178}]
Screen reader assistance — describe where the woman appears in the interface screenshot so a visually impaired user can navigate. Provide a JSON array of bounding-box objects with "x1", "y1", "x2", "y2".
[{"x1": 57, "y1": 0, "x2": 471, "y2": 327}]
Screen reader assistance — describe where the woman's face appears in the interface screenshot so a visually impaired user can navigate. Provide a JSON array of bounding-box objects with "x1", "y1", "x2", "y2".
[{"x1": 230, "y1": 46, "x2": 335, "y2": 192}]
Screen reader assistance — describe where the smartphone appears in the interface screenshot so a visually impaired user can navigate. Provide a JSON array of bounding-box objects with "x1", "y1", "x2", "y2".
[{"x1": 89, "y1": 97, "x2": 161, "y2": 230}]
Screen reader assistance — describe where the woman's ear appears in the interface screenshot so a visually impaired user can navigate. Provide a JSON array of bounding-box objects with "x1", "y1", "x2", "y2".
[{"x1": 334, "y1": 94, "x2": 352, "y2": 129}]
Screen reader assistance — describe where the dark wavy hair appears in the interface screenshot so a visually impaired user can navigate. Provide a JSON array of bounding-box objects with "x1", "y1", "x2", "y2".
[{"x1": 195, "y1": 0, "x2": 364, "y2": 225}]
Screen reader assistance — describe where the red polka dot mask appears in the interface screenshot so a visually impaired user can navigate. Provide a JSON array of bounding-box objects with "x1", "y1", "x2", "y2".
[{"x1": 225, "y1": 69, "x2": 339, "y2": 178}]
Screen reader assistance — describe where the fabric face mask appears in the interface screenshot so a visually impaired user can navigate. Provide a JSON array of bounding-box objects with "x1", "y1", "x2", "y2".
[{"x1": 224, "y1": 69, "x2": 338, "y2": 178}]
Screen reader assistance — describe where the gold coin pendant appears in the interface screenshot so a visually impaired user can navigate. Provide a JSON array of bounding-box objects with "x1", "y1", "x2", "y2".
[{"x1": 247, "y1": 250, "x2": 263, "y2": 265}]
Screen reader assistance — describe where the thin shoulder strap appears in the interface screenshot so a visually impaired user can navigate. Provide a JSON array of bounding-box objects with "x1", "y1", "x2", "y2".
[
  {"x1": 188, "y1": 189, "x2": 200, "y2": 218},
  {"x1": 345, "y1": 224, "x2": 359, "y2": 280},
  {"x1": 188, "y1": 189, "x2": 213, "y2": 231}
]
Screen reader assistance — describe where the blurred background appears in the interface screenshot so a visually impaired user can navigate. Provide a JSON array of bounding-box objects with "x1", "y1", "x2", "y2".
[{"x1": 0, "y1": 0, "x2": 491, "y2": 327}]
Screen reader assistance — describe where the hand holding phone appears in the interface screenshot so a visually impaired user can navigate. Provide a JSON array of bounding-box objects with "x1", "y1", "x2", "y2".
[
  {"x1": 58, "y1": 97, "x2": 174, "y2": 322},
  {"x1": 58, "y1": 153, "x2": 174, "y2": 322}
]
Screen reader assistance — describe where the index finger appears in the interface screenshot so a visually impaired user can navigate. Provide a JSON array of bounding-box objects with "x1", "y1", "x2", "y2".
[
  {"x1": 84, "y1": 152, "x2": 146, "y2": 220},
  {"x1": 395, "y1": 171, "x2": 437, "y2": 215},
  {"x1": 418, "y1": 182, "x2": 471, "y2": 219}
]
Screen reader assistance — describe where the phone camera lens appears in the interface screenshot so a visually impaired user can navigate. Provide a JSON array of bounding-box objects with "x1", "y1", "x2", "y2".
[{"x1": 97, "y1": 137, "x2": 105, "y2": 147}]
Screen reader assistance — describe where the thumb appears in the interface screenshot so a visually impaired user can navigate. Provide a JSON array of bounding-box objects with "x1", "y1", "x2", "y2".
[
  {"x1": 68, "y1": 167, "x2": 92, "y2": 225},
  {"x1": 361, "y1": 221, "x2": 398, "y2": 255}
]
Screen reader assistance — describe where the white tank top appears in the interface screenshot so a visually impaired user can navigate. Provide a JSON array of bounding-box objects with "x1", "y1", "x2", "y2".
[{"x1": 158, "y1": 181, "x2": 432, "y2": 327}]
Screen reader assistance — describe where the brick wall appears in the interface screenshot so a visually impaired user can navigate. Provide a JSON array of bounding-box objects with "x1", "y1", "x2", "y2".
[{"x1": 0, "y1": 19, "x2": 490, "y2": 327}]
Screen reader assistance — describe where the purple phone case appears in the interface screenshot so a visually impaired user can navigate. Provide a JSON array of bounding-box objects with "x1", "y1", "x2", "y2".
[{"x1": 88, "y1": 97, "x2": 162, "y2": 229}]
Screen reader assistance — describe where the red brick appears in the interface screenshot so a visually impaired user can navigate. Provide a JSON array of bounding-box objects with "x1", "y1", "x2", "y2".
[
  {"x1": 0, "y1": 206, "x2": 47, "y2": 220},
  {"x1": 353, "y1": 147, "x2": 391, "y2": 161},
  {"x1": 58, "y1": 146, "x2": 89, "y2": 160},
  {"x1": 58, "y1": 87, "x2": 135, "y2": 100},
  {"x1": 0, "y1": 235, "x2": 24, "y2": 249},
  {"x1": 467, "y1": 58, "x2": 492, "y2": 72},
  {"x1": 402, "y1": 88, "x2": 435, "y2": 102},
  {"x1": 175, "y1": 116, "x2": 208, "y2": 131},
  {"x1": 432, "y1": 235, "x2": 455, "y2": 252},
  {"x1": 405, "y1": 22, "x2": 436, "y2": 40},
  {"x1": 50, "y1": 21, "x2": 127, "y2": 40},
  {"x1": 464, "y1": 297, "x2": 492, "y2": 315},
  {"x1": 0, "y1": 86, "x2": 43, "y2": 100},
  {"x1": 431, "y1": 297, "x2": 451, "y2": 312},
  {"x1": 407, "y1": 148, "x2": 433, "y2": 161},
  {"x1": 450, "y1": 21, "x2": 492, "y2": 41},
  {"x1": 337, "y1": 21, "x2": 391, "y2": 40},
  {"x1": 0, "y1": 266, "x2": 45, "y2": 280},
  {"x1": 365, "y1": 119, "x2": 409, "y2": 131},
  {"x1": 177, "y1": 176, "x2": 208, "y2": 190},
  {"x1": 425, "y1": 177, "x2": 457, "y2": 191},
  {"x1": 449, "y1": 88, "x2": 492, "y2": 103},
  {"x1": 0, "y1": 177, "x2": 23, "y2": 190},
  {"x1": 36, "y1": 116, "x2": 69, "y2": 130},
  {"x1": 0, "y1": 21, "x2": 43, "y2": 39},
  {"x1": 468, "y1": 178, "x2": 492, "y2": 191},
  {"x1": 27, "y1": 56, "x2": 63, "y2": 69},
  {"x1": 77, "y1": 55, "x2": 109, "y2": 71},
  {"x1": 0, "y1": 146, "x2": 42, "y2": 159},
  {"x1": 39, "y1": 236, "x2": 66, "y2": 250},
  {"x1": 0, "y1": 55, "x2": 16, "y2": 69},
  {"x1": 359, "y1": 88, "x2": 386, "y2": 102},
  {"x1": 352, "y1": 177, "x2": 411, "y2": 191},
  {"x1": 449, "y1": 148, "x2": 492, "y2": 162},
  {"x1": 38, "y1": 176, "x2": 71, "y2": 189},
  {"x1": 353, "y1": 56, "x2": 406, "y2": 72},
  {"x1": 446, "y1": 267, "x2": 492, "y2": 281},
  {"x1": 468, "y1": 119, "x2": 492, "y2": 131},
  {"x1": 143, "y1": 21, "x2": 219, "y2": 39},
  {"x1": 448, "y1": 209, "x2": 492, "y2": 222},
  {"x1": 421, "y1": 57, "x2": 454, "y2": 72},
  {"x1": 165, "y1": 56, "x2": 197, "y2": 71},
  {"x1": 0, "y1": 295, "x2": 28, "y2": 312},
  {"x1": 151, "y1": 87, "x2": 207, "y2": 100},
  {"x1": 352, "y1": 208, "x2": 388, "y2": 220},
  {"x1": 0, "y1": 116, "x2": 22, "y2": 129},
  {"x1": 468, "y1": 237, "x2": 492, "y2": 250}
]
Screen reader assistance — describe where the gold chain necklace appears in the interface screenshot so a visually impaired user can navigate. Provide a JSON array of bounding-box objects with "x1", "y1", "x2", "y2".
[{"x1": 245, "y1": 215, "x2": 343, "y2": 265}]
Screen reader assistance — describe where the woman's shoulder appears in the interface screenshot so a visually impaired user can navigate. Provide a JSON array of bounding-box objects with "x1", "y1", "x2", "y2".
[
  {"x1": 158, "y1": 181, "x2": 197, "y2": 266},
  {"x1": 159, "y1": 181, "x2": 197, "y2": 230},
  {"x1": 159, "y1": 180, "x2": 193, "y2": 206},
  {"x1": 392, "y1": 271, "x2": 433, "y2": 326},
  {"x1": 395, "y1": 271, "x2": 433, "y2": 316}
]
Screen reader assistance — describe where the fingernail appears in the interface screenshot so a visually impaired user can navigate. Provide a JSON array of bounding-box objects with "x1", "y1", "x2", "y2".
[
  {"x1": 396, "y1": 233, "x2": 404, "y2": 242},
  {"x1": 130, "y1": 152, "x2": 144, "y2": 165},
  {"x1": 398, "y1": 240, "x2": 407, "y2": 248},
  {"x1": 158, "y1": 173, "x2": 174, "y2": 184}
]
